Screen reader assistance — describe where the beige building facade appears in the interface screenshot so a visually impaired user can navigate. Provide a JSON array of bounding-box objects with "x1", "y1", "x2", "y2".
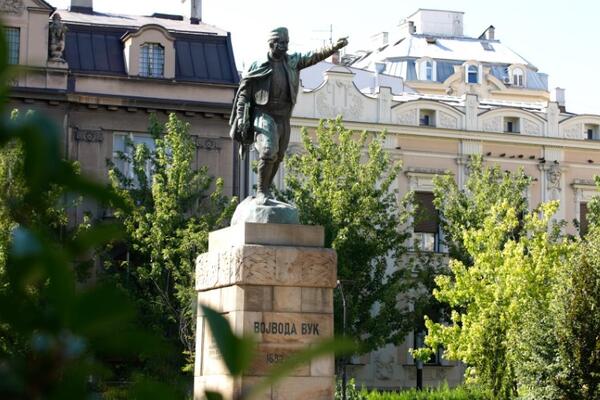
[
  {"x1": 271, "y1": 9, "x2": 600, "y2": 390},
  {"x1": 2, "y1": 0, "x2": 240, "y2": 225}
]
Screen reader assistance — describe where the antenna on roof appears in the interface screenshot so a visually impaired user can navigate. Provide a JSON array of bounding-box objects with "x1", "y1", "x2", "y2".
[{"x1": 312, "y1": 24, "x2": 333, "y2": 46}]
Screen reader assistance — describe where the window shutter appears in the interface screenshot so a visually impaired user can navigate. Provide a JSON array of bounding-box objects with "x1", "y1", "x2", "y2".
[
  {"x1": 414, "y1": 192, "x2": 439, "y2": 233},
  {"x1": 580, "y1": 202, "x2": 589, "y2": 237}
]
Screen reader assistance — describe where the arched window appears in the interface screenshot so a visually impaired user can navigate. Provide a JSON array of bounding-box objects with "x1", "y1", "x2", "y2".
[
  {"x1": 139, "y1": 43, "x2": 165, "y2": 78},
  {"x1": 467, "y1": 64, "x2": 479, "y2": 84},
  {"x1": 512, "y1": 68, "x2": 524, "y2": 86}
]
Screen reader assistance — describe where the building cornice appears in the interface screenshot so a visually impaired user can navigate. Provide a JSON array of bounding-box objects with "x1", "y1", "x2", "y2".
[{"x1": 290, "y1": 116, "x2": 600, "y2": 151}]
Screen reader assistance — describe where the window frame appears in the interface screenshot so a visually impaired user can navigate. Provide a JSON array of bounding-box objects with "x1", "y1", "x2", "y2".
[
  {"x1": 139, "y1": 42, "x2": 165, "y2": 78},
  {"x1": 418, "y1": 58, "x2": 436, "y2": 81},
  {"x1": 112, "y1": 132, "x2": 157, "y2": 187},
  {"x1": 4, "y1": 26, "x2": 20, "y2": 65},
  {"x1": 466, "y1": 64, "x2": 479, "y2": 84},
  {"x1": 512, "y1": 67, "x2": 524, "y2": 86}
]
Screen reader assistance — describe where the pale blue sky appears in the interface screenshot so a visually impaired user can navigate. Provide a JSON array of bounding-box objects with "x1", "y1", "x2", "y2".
[{"x1": 49, "y1": 0, "x2": 600, "y2": 115}]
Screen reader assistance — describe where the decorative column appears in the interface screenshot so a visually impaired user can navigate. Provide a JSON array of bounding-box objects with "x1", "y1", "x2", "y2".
[{"x1": 194, "y1": 223, "x2": 337, "y2": 400}]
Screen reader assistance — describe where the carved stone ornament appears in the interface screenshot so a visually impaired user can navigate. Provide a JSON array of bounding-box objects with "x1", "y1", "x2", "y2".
[
  {"x1": 547, "y1": 163, "x2": 562, "y2": 191},
  {"x1": 563, "y1": 123, "x2": 582, "y2": 139},
  {"x1": 482, "y1": 117, "x2": 501, "y2": 132},
  {"x1": 374, "y1": 352, "x2": 394, "y2": 381},
  {"x1": 0, "y1": 0, "x2": 24, "y2": 15},
  {"x1": 522, "y1": 119, "x2": 541, "y2": 136},
  {"x1": 74, "y1": 129, "x2": 104, "y2": 143},
  {"x1": 192, "y1": 136, "x2": 221, "y2": 151},
  {"x1": 316, "y1": 80, "x2": 364, "y2": 120},
  {"x1": 439, "y1": 111, "x2": 458, "y2": 129},
  {"x1": 49, "y1": 13, "x2": 67, "y2": 62},
  {"x1": 394, "y1": 108, "x2": 418, "y2": 125}
]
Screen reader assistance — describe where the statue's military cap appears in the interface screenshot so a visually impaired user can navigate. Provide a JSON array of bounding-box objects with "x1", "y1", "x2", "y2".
[{"x1": 268, "y1": 27, "x2": 289, "y2": 42}]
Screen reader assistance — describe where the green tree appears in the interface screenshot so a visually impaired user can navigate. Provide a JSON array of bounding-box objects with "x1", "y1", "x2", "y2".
[
  {"x1": 0, "y1": 110, "x2": 180, "y2": 399},
  {"x1": 107, "y1": 113, "x2": 236, "y2": 375},
  {"x1": 432, "y1": 156, "x2": 531, "y2": 265},
  {"x1": 551, "y1": 213, "x2": 600, "y2": 399},
  {"x1": 416, "y1": 201, "x2": 574, "y2": 400},
  {"x1": 282, "y1": 118, "x2": 413, "y2": 353}
]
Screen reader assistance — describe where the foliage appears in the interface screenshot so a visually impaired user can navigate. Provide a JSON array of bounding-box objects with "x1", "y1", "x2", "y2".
[
  {"x1": 334, "y1": 383, "x2": 491, "y2": 400},
  {"x1": 432, "y1": 156, "x2": 531, "y2": 265},
  {"x1": 282, "y1": 118, "x2": 413, "y2": 354},
  {"x1": 0, "y1": 100, "x2": 179, "y2": 398},
  {"x1": 335, "y1": 378, "x2": 366, "y2": 400},
  {"x1": 550, "y1": 223, "x2": 600, "y2": 399},
  {"x1": 416, "y1": 200, "x2": 574, "y2": 400},
  {"x1": 106, "y1": 113, "x2": 236, "y2": 374}
]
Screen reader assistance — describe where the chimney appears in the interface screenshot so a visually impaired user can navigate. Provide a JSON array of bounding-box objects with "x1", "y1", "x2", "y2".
[
  {"x1": 183, "y1": 0, "x2": 202, "y2": 24},
  {"x1": 70, "y1": 0, "x2": 93, "y2": 13},
  {"x1": 330, "y1": 51, "x2": 340, "y2": 65},
  {"x1": 374, "y1": 61, "x2": 386, "y2": 91},
  {"x1": 487, "y1": 25, "x2": 495, "y2": 40},
  {"x1": 408, "y1": 20, "x2": 416, "y2": 34},
  {"x1": 370, "y1": 31, "x2": 389, "y2": 48},
  {"x1": 554, "y1": 87, "x2": 566, "y2": 112}
]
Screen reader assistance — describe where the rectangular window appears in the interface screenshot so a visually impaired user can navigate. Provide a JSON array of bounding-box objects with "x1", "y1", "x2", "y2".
[
  {"x1": 585, "y1": 124, "x2": 598, "y2": 140},
  {"x1": 419, "y1": 110, "x2": 436, "y2": 127},
  {"x1": 112, "y1": 132, "x2": 156, "y2": 187},
  {"x1": 4, "y1": 27, "x2": 20, "y2": 65},
  {"x1": 414, "y1": 192, "x2": 439, "y2": 252},
  {"x1": 413, "y1": 330, "x2": 442, "y2": 365},
  {"x1": 139, "y1": 43, "x2": 165, "y2": 78},
  {"x1": 504, "y1": 117, "x2": 520, "y2": 133}
]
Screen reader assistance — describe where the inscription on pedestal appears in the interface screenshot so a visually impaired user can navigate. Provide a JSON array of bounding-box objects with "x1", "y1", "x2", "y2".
[{"x1": 253, "y1": 321, "x2": 320, "y2": 336}]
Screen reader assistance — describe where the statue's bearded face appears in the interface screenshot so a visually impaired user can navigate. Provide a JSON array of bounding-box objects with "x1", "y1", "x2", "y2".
[{"x1": 269, "y1": 36, "x2": 289, "y2": 59}]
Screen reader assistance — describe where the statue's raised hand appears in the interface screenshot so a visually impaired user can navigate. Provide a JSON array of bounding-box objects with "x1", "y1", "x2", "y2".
[{"x1": 335, "y1": 37, "x2": 349, "y2": 50}]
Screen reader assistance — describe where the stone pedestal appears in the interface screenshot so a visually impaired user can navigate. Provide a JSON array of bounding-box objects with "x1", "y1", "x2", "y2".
[{"x1": 194, "y1": 223, "x2": 337, "y2": 400}]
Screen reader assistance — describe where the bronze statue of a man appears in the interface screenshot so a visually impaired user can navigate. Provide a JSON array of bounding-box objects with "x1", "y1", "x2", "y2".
[{"x1": 230, "y1": 27, "x2": 348, "y2": 204}]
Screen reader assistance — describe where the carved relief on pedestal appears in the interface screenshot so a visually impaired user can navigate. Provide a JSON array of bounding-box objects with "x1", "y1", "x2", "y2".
[
  {"x1": 196, "y1": 245, "x2": 337, "y2": 290},
  {"x1": 0, "y1": 0, "x2": 24, "y2": 15},
  {"x1": 393, "y1": 108, "x2": 418, "y2": 126},
  {"x1": 316, "y1": 80, "x2": 364, "y2": 121},
  {"x1": 482, "y1": 117, "x2": 501, "y2": 133},
  {"x1": 439, "y1": 112, "x2": 458, "y2": 129},
  {"x1": 374, "y1": 352, "x2": 394, "y2": 381},
  {"x1": 522, "y1": 119, "x2": 542, "y2": 136}
]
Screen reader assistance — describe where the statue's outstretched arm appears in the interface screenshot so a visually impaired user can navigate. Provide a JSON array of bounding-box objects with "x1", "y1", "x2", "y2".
[{"x1": 297, "y1": 37, "x2": 349, "y2": 70}]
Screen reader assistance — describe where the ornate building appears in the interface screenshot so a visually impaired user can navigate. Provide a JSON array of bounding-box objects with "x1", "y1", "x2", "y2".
[
  {"x1": 271, "y1": 8, "x2": 600, "y2": 390},
  {"x1": 2, "y1": 0, "x2": 240, "y2": 223}
]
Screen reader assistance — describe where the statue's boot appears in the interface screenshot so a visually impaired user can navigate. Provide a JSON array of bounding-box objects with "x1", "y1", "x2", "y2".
[
  {"x1": 268, "y1": 160, "x2": 281, "y2": 189},
  {"x1": 256, "y1": 159, "x2": 274, "y2": 205}
]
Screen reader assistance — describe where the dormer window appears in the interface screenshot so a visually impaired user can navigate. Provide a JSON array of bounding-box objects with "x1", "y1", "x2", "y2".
[
  {"x1": 467, "y1": 64, "x2": 479, "y2": 84},
  {"x1": 139, "y1": 43, "x2": 164, "y2": 78},
  {"x1": 425, "y1": 61, "x2": 433, "y2": 81},
  {"x1": 418, "y1": 58, "x2": 436, "y2": 81},
  {"x1": 122, "y1": 25, "x2": 175, "y2": 79},
  {"x1": 512, "y1": 68, "x2": 524, "y2": 86}
]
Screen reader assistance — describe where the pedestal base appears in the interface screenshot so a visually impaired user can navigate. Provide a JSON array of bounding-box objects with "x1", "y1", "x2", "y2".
[{"x1": 194, "y1": 223, "x2": 336, "y2": 400}]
